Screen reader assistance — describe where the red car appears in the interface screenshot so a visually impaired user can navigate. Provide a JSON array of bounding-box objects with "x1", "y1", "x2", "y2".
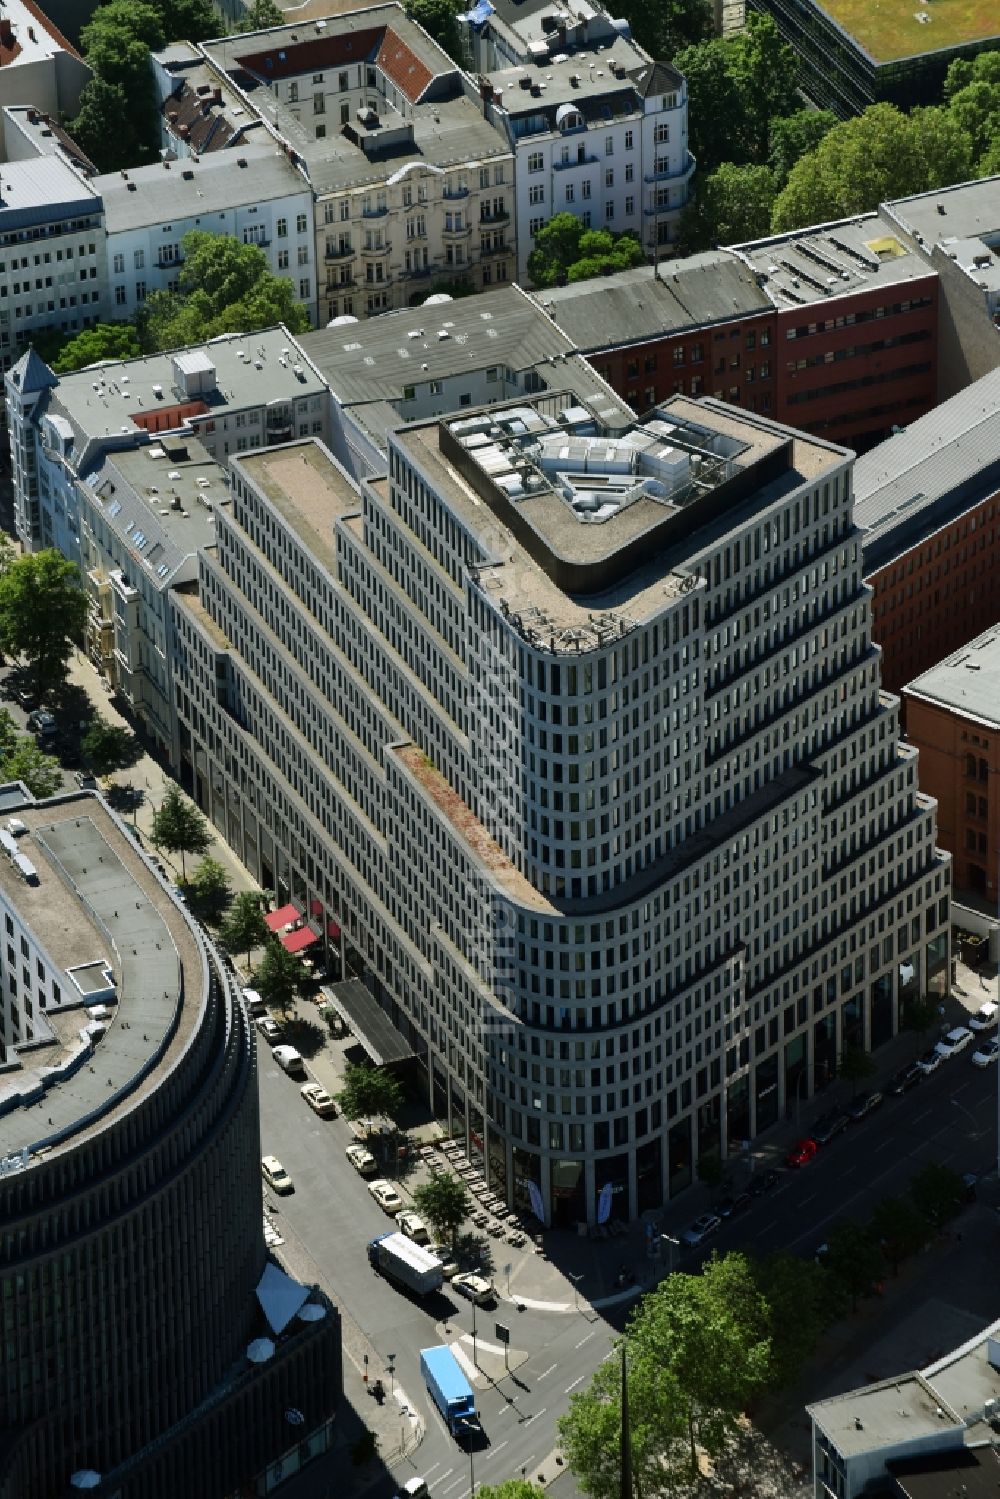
[{"x1": 785, "y1": 1137, "x2": 818, "y2": 1168}]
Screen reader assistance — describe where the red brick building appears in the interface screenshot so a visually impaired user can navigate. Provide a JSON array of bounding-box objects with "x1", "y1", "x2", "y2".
[
  {"x1": 904, "y1": 628, "x2": 1000, "y2": 900},
  {"x1": 854, "y1": 365, "x2": 1000, "y2": 702},
  {"x1": 535, "y1": 251, "x2": 779, "y2": 418}
]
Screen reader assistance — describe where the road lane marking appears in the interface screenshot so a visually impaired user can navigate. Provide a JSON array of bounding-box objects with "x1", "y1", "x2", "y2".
[
  {"x1": 799, "y1": 1193, "x2": 815, "y2": 1206},
  {"x1": 437, "y1": 1470, "x2": 454, "y2": 1484},
  {"x1": 485, "y1": 1440, "x2": 509, "y2": 1461},
  {"x1": 538, "y1": 1364, "x2": 557, "y2": 1381},
  {"x1": 912, "y1": 1108, "x2": 933, "y2": 1124},
  {"x1": 441, "y1": 1478, "x2": 463, "y2": 1495},
  {"x1": 575, "y1": 1331, "x2": 595, "y2": 1349},
  {"x1": 459, "y1": 1333, "x2": 508, "y2": 1357},
  {"x1": 423, "y1": 1464, "x2": 441, "y2": 1478},
  {"x1": 524, "y1": 1408, "x2": 547, "y2": 1427},
  {"x1": 565, "y1": 1375, "x2": 585, "y2": 1393}
]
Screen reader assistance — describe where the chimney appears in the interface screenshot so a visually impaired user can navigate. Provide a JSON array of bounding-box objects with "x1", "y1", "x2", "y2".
[
  {"x1": 213, "y1": 87, "x2": 222, "y2": 103},
  {"x1": 0, "y1": 19, "x2": 14, "y2": 47}
]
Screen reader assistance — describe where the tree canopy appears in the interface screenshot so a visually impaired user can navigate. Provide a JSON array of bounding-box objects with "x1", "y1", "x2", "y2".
[
  {"x1": 768, "y1": 109, "x2": 837, "y2": 190},
  {"x1": 527, "y1": 215, "x2": 643, "y2": 289},
  {"x1": 405, "y1": 0, "x2": 463, "y2": 62},
  {"x1": 0, "y1": 737, "x2": 62, "y2": 799},
  {"x1": 559, "y1": 1253, "x2": 771, "y2": 1496},
  {"x1": 676, "y1": 163, "x2": 777, "y2": 254},
  {"x1": 255, "y1": 938, "x2": 304, "y2": 1016},
  {"x1": 336, "y1": 1061, "x2": 404, "y2": 1126},
  {"x1": 943, "y1": 51, "x2": 1000, "y2": 175},
  {"x1": 185, "y1": 856, "x2": 233, "y2": 928},
  {"x1": 618, "y1": 0, "x2": 712, "y2": 66},
  {"x1": 69, "y1": 2, "x2": 164, "y2": 171},
  {"x1": 474, "y1": 1484, "x2": 546, "y2": 1499},
  {"x1": 676, "y1": 15, "x2": 798, "y2": 174},
  {"x1": 138, "y1": 231, "x2": 309, "y2": 352},
  {"x1": 771, "y1": 104, "x2": 973, "y2": 231},
  {"x1": 413, "y1": 1170, "x2": 470, "y2": 1245},
  {"x1": 754, "y1": 1251, "x2": 830, "y2": 1389},
  {"x1": 220, "y1": 889, "x2": 271, "y2": 966},
  {"x1": 235, "y1": 0, "x2": 284, "y2": 29},
  {"x1": 0, "y1": 551, "x2": 88, "y2": 702},
  {"x1": 151, "y1": 784, "x2": 212, "y2": 878},
  {"x1": 81, "y1": 717, "x2": 139, "y2": 776}
]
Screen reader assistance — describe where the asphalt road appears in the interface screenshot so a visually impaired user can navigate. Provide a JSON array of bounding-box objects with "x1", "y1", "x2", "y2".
[{"x1": 257, "y1": 1032, "x2": 1000, "y2": 1494}]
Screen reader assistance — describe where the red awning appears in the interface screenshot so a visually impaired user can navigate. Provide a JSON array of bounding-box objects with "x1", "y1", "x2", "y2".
[
  {"x1": 281, "y1": 926, "x2": 320, "y2": 954},
  {"x1": 327, "y1": 919, "x2": 341, "y2": 940},
  {"x1": 265, "y1": 903, "x2": 300, "y2": 932}
]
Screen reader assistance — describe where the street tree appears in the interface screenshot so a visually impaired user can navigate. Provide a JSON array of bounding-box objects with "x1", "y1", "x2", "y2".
[
  {"x1": 0, "y1": 710, "x2": 18, "y2": 760},
  {"x1": 81, "y1": 716, "x2": 138, "y2": 776},
  {"x1": 0, "y1": 739, "x2": 62, "y2": 799},
  {"x1": 150, "y1": 784, "x2": 212, "y2": 878},
  {"x1": 869, "y1": 1196, "x2": 931, "y2": 1276},
  {"x1": 772, "y1": 104, "x2": 973, "y2": 232},
  {"x1": 185, "y1": 856, "x2": 233, "y2": 928},
  {"x1": 413, "y1": 1170, "x2": 471, "y2": 1245},
  {"x1": 236, "y1": 0, "x2": 284, "y2": 30},
  {"x1": 566, "y1": 228, "x2": 644, "y2": 283},
  {"x1": 148, "y1": 0, "x2": 218, "y2": 43},
  {"x1": 559, "y1": 1252, "x2": 771, "y2": 1496},
  {"x1": 754, "y1": 1251, "x2": 830, "y2": 1388},
  {"x1": 474, "y1": 1484, "x2": 546, "y2": 1499},
  {"x1": 527, "y1": 215, "x2": 642, "y2": 288},
  {"x1": 0, "y1": 551, "x2": 88, "y2": 702},
  {"x1": 900, "y1": 993, "x2": 939, "y2": 1056},
  {"x1": 255, "y1": 938, "x2": 303, "y2": 1017},
  {"x1": 676, "y1": 15, "x2": 797, "y2": 173},
  {"x1": 676, "y1": 163, "x2": 776, "y2": 254},
  {"x1": 910, "y1": 1162, "x2": 964, "y2": 1229},
  {"x1": 138, "y1": 231, "x2": 309, "y2": 352},
  {"x1": 837, "y1": 1043, "x2": 875, "y2": 1098},
  {"x1": 822, "y1": 1223, "x2": 884, "y2": 1311},
  {"x1": 336, "y1": 1062, "x2": 404, "y2": 1129},
  {"x1": 220, "y1": 889, "x2": 271, "y2": 967}
]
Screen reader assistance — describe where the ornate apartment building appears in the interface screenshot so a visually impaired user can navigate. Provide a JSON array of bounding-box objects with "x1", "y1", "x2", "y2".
[{"x1": 170, "y1": 392, "x2": 950, "y2": 1226}]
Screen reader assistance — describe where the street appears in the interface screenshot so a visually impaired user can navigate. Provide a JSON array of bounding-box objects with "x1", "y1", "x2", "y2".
[{"x1": 257, "y1": 1024, "x2": 1000, "y2": 1496}]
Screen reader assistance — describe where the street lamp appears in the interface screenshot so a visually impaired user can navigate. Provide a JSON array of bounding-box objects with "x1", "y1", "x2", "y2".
[
  {"x1": 569, "y1": 1271, "x2": 583, "y2": 1312},
  {"x1": 387, "y1": 1353, "x2": 396, "y2": 1397},
  {"x1": 793, "y1": 1066, "x2": 809, "y2": 1129},
  {"x1": 951, "y1": 1096, "x2": 980, "y2": 1138},
  {"x1": 660, "y1": 1234, "x2": 679, "y2": 1275}
]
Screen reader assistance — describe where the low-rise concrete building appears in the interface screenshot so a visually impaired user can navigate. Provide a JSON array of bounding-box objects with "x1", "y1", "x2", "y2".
[{"x1": 96, "y1": 144, "x2": 318, "y2": 325}]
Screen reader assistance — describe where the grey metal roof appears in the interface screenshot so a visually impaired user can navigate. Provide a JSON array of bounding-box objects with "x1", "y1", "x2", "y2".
[
  {"x1": 731, "y1": 212, "x2": 933, "y2": 312},
  {"x1": 8, "y1": 346, "x2": 58, "y2": 396},
  {"x1": 854, "y1": 365, "x2": 1000, "y2": 572},
  {"x1": 300, "y1": 285, "x2": 577, "y2": 401},
  {"x1": 82, "y1": 436, "x2": 222, "y2": 588},
  {"x1": 905, "y1": 624, "x2": 1000, "y2": 726},
  {"x1": 96, "y1": 144, "x2": 308, "y2": 233},
  {"x1": 0, "y1": 156, "x2": 99, "y2": 230},
  {"x1": 324, "y1": 977, "x2": 413, "y2": 1065},
  {"x1": 0, "y1": 799, "x2": 202, "y2": 1160},
  {"x1": 537, "y1": 254, "x2": 771, "y2": 349}
]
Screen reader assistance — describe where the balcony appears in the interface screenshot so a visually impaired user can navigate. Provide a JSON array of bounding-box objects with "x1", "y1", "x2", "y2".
[
  {"x1": 442, "y1": 185, "x2": 470, "y2": 199},
  {"x1": 552, "y1": 153, "x2": 597, "y2": 171},
  {"x1": 400, "y1": 264, "x2": 433, "y2": 281},
  {"x1": 442, "y1": 221, "x2": 471, "y2": 237},
  {"x1": 154, "y1": 254, "x2": 185, "y2": 270},
  {"x1": 642, "y1": 151, "x2": 696, "y2": 187},
  {"x1": 325, "y1": 243, "x2": 354, "y2": 260},
  {"x1": 361, "y1": 205, "x2": 389, "y2": 218},
  {"x1": 360, "y1": 242, "x2": 391, "y2": 256},
  {"x1": 479, "y1": 210, "x2": 510, "y2": 226}
]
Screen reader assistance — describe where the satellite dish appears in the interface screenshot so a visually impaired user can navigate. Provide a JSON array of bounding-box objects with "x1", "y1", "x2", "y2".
[
  {"x1": 247, "y1": 1337, "x2": 276, "y2": 1363},
  {"x1": 298, "y1": 1302, "x2": 327, "y2": 1322},
  {"x1": 70, "y1": 1474, "x2": 103, "y2": 1491}
]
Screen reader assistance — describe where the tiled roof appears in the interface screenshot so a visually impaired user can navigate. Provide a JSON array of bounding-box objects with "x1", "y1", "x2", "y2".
[{"x1": 235, "y1": 25, "x2": 435, "y2": 102}]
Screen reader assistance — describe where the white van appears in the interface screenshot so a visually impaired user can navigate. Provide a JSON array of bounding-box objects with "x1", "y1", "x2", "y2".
[
  {"x1": 242, "y1": 988, "x2": 266, "y2": 1018},
  {"x1": 272, "y1": 1044, "x2": 306, "y2": 1077}
]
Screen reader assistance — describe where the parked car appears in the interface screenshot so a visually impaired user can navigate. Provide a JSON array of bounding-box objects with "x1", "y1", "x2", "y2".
[
  {"x1": 962, "y1": 1172, "x2": 979, "y2": 1202},
  {"x1": 398, "y1": 1209, "x2": 430, "y2": 1244},
  {"x1": 261, "y1": 1154, "x2": 293, "y2": 1194},
  {"x1": 680, "y1": 1213, "x2": 721, "y2": 1247},
  {"x1": 846, "y1": 1090, "x2": 884, "y2": 1122},
  {"x1": 747, "y1": 1168, "x2": 780, "y2": 1197},
  {"x1": 74, "y1": 770, "x2": 98, "y2": 790},
  {"x1": 427, "y1": 1243, "x2": 460, "y2": 1279},
  {"x1": 346, "y1": 1142, "x2": 378, "y2": 1175},
  {"x1": 888, "y1": 1063, "x2": 922, "y2": 1093},
  {"x1": 257, "y1": 1017, "x2": 283, "y2": 1045},
  {"x1": 785, "y1": 1138, "x2": 818, "y2": 1168},
  {"x1": 272, "y1": 1044, "x2": 306, "y2": 1077},
  {"x1": 935, "y1": 1026, "x2": 974, "y2": 1059},
  {"x1": 812, "y1": 1112, "x2": 850, "y2": 1145},
  {"x1": 452, "y1": 1272, "x2": 495, "y2": 1306},
  {"x1": 916, "y1": 1047, "x2": 943, "y2": 1075},
  {"x1": 368, "y1": 1179, "x2": 404, "y2": 1214},
  {"x1": 969, "y1": 1002, "x2": 998, "y2": 1032},
  {"x1": 717, "y1": 1191, "x2": 752, "y2": 1219},
  {"x1": 394, "y1": 1480, "x2": 429, "y2": 1499},
  {"x1": 301, "y1": 1081, "x2": 336, "y2": 1116},
  {"x1": 27, "y1": 709, "x2": 56, "y2": 740},
  {"x1": 972, "y1": 1038, "x2": 999, "y2": 1068},
  {"x1": 243, "y1": 988, "x2": 267, "y2": 1018}
]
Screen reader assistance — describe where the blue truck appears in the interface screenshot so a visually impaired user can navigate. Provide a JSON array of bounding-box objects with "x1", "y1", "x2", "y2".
[{"x1": 420, "y1": 1344, "x2": 482, "y2": 1442}]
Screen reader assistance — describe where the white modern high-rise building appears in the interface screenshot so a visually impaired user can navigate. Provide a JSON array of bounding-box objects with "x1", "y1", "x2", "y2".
[{"x1": 170, "y1": 392, "x2": 950, "y2": 1225}]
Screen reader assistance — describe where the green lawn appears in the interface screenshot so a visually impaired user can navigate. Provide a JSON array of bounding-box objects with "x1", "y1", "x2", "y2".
[{"x1": 818, "y1": 0, "x2": 1000, "y2": 61}]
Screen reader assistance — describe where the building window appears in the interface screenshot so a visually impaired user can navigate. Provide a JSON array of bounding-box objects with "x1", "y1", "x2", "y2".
[
  {"x1": 625, "y1": 129, "x2": 633, "y2": 149},
  {"x1": 297, "y1": 246, "x2": 309, "y2": 265},
  {"x1": 625, "y1": 195, "x2": 634, "y2": 215},
  {"x1": 565, "y1": 184, "x2": 575, "y2": 202},
  {"x1": 313, "y1": 93, "x2": 325, "y2": 114},
  {"x1": 133, "y1": 249, "x2": 144, "y2": 269},
  {"x1": 296, "y1": 213, "x2": 308, "y2": 233},
  {"x1": 289, "y1": 82, "x2": 298, "y2": 103},
  {"x1": 605, "y1": 134, "x2": 614, "y2": 155},
  {"x1": 495, "y1": 164, "x2": 505, "y2": 184},
  {"x1": 114, "y1": 285, "x2": 126, "y2": 305},
  {"x1": 135, "y1": 280, "x2": 146, "y2": 302},
  {"x1": 112, "y1": 252, "x2": 124, "y2": 274},
  {"x1": 528, "y1": 151, "x2": 544, "y2": 172},
  {"x1": 654, "y1": 122, "x2": 670, "y2": 143},
  {"x1": 582, "y1": 180, "x2": 591, "y2": 200},
  {"x1": 625, "y1": 163, "x2": 634, "y2": 183},
  {"x1": 605, "y1": 200, "x2": 614, "y2": 219},
  {"x1": 529, "y1": 217, "x2": 544, "y2": 236},
  {"x1": 529, "y1": 184, "x2": 545, "y2": 205},
  {"x1": 278, "y1": 249, "x2": 289, "y2": 269},
  {"x1": 277, "y1": 218, "x2": 288, "y2": 238},
  {"x1": 299, "y1": 277, "x2": 310, "y2": 298}
]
